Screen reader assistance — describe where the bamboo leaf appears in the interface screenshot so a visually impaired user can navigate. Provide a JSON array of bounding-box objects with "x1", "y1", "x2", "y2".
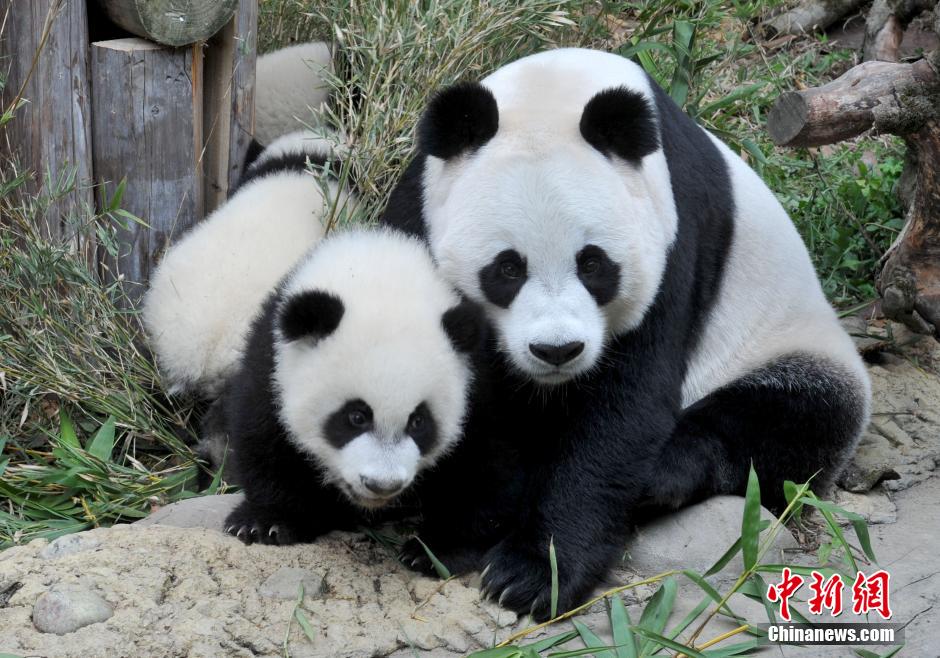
[
  {"x1": 87, "y1": 417, "x2": 115, "y2": 462},
  {"x1": 741, "y1": 465, "x2": 762, "y2": 571},
  {"x1": 573, "y1": 619, "x2": 614, "y2": 658},
  {"x1": 549, "y1": 537, "x2": 559, "y2": 620},
  {"x1": 609, "y1": 595, "x2": 638, "y2": 658},
  {"x1": 413, "y1": 537, "x2": 451, "y2": 579}
]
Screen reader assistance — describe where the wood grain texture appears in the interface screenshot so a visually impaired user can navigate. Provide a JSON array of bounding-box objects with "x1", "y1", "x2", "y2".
[
  {"x1": 90, "y1": 38, "x2": 204, "y2": 302},
  {"x1": 201, "y1": 0, "x2": 257, "y2": 213},
  {"x1": 95, "y1": 0, "x2": 239, "y2": 46},
  {"x1": 0, "y1": 0, "x2": 95, "y2": 254},
  {"x1": 767, "y1": 58, "x2": 937, "y2": 147}
]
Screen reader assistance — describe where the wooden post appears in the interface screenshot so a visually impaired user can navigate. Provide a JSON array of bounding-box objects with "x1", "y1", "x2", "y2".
[
  {"x1": 89, "y1": 38, "x2": 204, "y2": 303},
  {"x1": 202, "y1": 0, "x2": 258, "y2": 213},
  {"x1": 0, "y1": 0, "x2": 95, "y2": 255}
]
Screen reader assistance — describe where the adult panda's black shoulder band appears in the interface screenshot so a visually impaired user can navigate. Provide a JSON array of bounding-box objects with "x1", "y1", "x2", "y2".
[
  {"x1": 418, "y1": 82, "x2": 499, "y2": 160},
  {"x1": 579, "y1": 86, "x2": 659, "y2": 164}
]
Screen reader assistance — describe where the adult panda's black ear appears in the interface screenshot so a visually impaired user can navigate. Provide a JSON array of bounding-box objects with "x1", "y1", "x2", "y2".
[
  {"x1": 442, "y1": 298, "x2": 487, "y2": 354},
  {"x1": 418, "y1": 82, "x2": 499, "y2": 160},
  {"x1": 279, "y1": 290, "x2": 344, "y2": 343},
  {"x1": 579, "y1": 86, "x2": 659, "y2": 164}
]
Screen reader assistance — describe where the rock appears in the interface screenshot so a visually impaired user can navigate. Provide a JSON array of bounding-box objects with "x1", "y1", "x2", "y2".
[
  {"x1": 258, "y1": 567, "x2": 326, "y2": 600},
  {"x1": 832, "y1": 489, "x2": 897, "y2": 524},
  {"x1": 135, "y1": 493, "x2": 242, "y2": 532},
  {"x1": 624, "y1": 496, "x2": 798, "y2": 584},
  {"x1": 39, "y1": 534, "x2": 100, "y2": 560},
  {"x1": 31, "y1": 584, "x2": 113, "y2": 635},
  {"x1": 838, "y1": 432, "x2": 902, "y2": 492}
]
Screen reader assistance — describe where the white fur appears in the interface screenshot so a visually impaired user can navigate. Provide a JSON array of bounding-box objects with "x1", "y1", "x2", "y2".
[
  {"x1": 680, "y1": 135, "x2": 871, "y2": 407},
  {"x1": 422, "y1": 48, "x2": 677, "y2": 384},
  {"x1": 272, "y1": 229, "x2": 472, "y2": 506},
  {"x1": 255, "y1": 42, "x2": 333, "y2": 145},
  {"x1": 143, "y1": 131, "x2": 349, "y2": 396},
  {"x1": 419, "y1": 47, "x2": 868, "y2": 411}
]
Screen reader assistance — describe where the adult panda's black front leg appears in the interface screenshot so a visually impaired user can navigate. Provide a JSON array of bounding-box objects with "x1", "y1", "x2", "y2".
[
  {"x1": 478, "y1": 387, "x2": 672, "y2": 621},
  {"x1": 647, "y1": 353, "x2": 869, "y2": 514}
]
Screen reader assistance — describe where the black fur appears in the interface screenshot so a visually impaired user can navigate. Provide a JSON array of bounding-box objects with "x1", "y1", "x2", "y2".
[
  {"x1": 242, "y1": 138, "x2": 266, "y2": 173},
  {"x1": 478, "y1": 249, "x2": 527, "y2": 308},
  {"x1": 233, "y1": 149, "x2": 329, "y2": 194},
  {"x1": 382, "y1": 71, "x2": 864, "y2": 622},
  {"x1": 279, "y1": 290, "x2": 344, "y2": 343},
  {"x1": 407, "y1": 402, "x2": 438, "y2": 455},
  {"x1": 418, "y1": 82, "x2": 499, "y2": 160},
  {"x1": 323, "y1": 399, "x2": 373, "y2": 448},
  {"x1": 579, "y1": 86, "x2": 659, "y2": 164},
  {"x1": 221, "y1": 296, "x2": 367, "y2": 544},
  {"x1": 576, "y1": 245, "x2": 620, "y2": 306},
  {"x1": 442, "y1": 298, "x2": 487, "y2": 354}
]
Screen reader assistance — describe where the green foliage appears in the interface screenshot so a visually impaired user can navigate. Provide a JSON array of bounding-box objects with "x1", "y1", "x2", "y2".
[{"x1": 473, "y1": 473, "x2": 901, "y2": 657}]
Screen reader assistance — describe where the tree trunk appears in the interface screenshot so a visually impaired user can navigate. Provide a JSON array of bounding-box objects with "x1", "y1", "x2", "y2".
[
  {"x1": 762, "y1": 0, "x2": 866, "y2": 36},
  {"x1": 768, "y1": 52, "x2": 940, "y2": 338}
]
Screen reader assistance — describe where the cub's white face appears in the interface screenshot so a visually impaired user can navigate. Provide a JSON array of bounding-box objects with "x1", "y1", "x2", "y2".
[
  {"x1": 424, "y1": 142, "x2": 676, "y2": 385},
  {"x1": 271, "y1": 230, "x2": 477, "y2": 508}
]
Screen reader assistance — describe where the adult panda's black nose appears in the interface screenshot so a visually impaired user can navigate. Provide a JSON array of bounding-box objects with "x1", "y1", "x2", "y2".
[
  {"x1": 529, "y1": 341, "x2": 585, "y2": 366},
  {"x1": 361, "y1": 475, "x2": 405, "y2": 497}
]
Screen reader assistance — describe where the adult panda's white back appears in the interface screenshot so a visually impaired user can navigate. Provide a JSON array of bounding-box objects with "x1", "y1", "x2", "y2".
[
  {"x1": 143, "y1": 130, "x2": 349, "y2": 397},
  {"x1": 255, "y1": 42, "x2": 333, "y2": 145}
]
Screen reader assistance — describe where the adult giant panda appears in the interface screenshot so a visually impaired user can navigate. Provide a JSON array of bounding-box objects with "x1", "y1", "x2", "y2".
[{"x1": 383, "y1": 48, "x2": 871, "y2": 620}]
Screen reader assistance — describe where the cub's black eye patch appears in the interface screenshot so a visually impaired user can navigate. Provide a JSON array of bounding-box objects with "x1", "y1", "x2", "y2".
[
  {"x1": 577, "y1": 245, "x2": 620, "y2": 306},
  {"x1": 324, "y1": 399, "x2": 373, "y2": 448},
  {"x1": 479, "y1": 249, "x2": 527, "y2": 308},
  {"x1": 406, "y1": 402, "x2": 438, "y2": 455}
]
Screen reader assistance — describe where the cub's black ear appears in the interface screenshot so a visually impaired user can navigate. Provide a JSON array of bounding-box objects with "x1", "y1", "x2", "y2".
[
  {"x1": 442, "y1": 298, "x2": 487, "y2": 354},
  {"x1": 418, "y1": 82, "x2": 499, "y2": 160},
  {"x1": 279, "y1": 290, "x2": 344, "y2": 342},
  {"x1": 579, "y1": 86, "x2": 659, "y2": 164}
]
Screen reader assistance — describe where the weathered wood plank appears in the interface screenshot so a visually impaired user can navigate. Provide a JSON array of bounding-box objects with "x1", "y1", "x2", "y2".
[
  {"x1": 0, "y1": 0, "x2": 95, "y2": 254},
  {"x1": 95, "y1": 0, "x2": 239, "y2": 47},
  {"x1": 201, "y1": 0, "x2": 257, "y2": 212},
  {"x1": 90, "y1": 37, "x2": 204, "y2": 302}
]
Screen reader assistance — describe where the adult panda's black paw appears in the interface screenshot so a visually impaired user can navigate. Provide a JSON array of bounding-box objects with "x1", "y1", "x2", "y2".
[
  {"x1": 399, "y1": 537, "x2": 486, "y2": 576},
  {"x1": 481, "y1": 537, "x2": 592, "y2": 622},
  {"x1": 224, "y1": 500, "x2": 298, "y2": 546}
]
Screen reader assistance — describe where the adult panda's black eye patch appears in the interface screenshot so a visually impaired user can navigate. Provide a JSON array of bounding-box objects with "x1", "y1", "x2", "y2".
[
  {"x1": 479, "y1": 249, "x2": 527, "y2": 308},
  {"x1": 406, "y1": 402, "x2": 438, "y2": 455},
  {"x1": 324, "y1": 399, "x2": 373, "y2": 448},
  {"x1": 577, "y1": 245, "x2": 620, "y2": 306}
]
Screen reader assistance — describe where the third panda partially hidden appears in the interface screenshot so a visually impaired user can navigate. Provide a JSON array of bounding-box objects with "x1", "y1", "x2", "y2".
[{"x1": 382, "y1": 48, "x2": 871, "y2": 620}]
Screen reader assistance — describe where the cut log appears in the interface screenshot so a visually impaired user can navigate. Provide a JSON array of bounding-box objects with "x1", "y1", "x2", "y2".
[
  {"x1": 0, "y1": 0, "x2": 95, "y2": 258},
  {"x1": 90, "y1": 38, "x2": 204, "y2": 303},
  {"x1": 767, "y1": 58, "x2": 938, "y2": 147},
  {"x1": 762, "y1": 0, "x2": 865, "y2": 37},
  {"x1": 95, "y1": 0, "x2": 238, "y2": 47},
  {"x1": 201, "y1": 0, "x2": 258, "y2": 213},
  {"x1": 768, "y1": 53, "x2": 940, "y2": 337}
]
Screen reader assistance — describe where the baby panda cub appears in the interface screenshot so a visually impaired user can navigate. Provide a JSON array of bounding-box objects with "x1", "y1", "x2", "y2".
[{"x1": 223, "y1": 229, "x2": 484, "y2": 544}]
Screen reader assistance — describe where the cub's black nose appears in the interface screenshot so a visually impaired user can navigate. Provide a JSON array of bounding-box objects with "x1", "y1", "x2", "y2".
[
  {"x1": 360, "y1": 476, "x2": 405, "y2": 497},
  {"x1": 529, "y1": 341, "x2": 585, "y2": 366}
]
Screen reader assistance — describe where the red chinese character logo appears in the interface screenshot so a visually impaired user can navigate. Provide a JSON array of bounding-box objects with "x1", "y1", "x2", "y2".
[
  {"x1": 766, "y1": 567, "x2": 805, "y2": 621},
  {"x1": 852, "y1": 570, "x2": 892, "y2": 619},
  {"x1": 807, "y1": 572, "x2": 844, "y2": 616}
]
